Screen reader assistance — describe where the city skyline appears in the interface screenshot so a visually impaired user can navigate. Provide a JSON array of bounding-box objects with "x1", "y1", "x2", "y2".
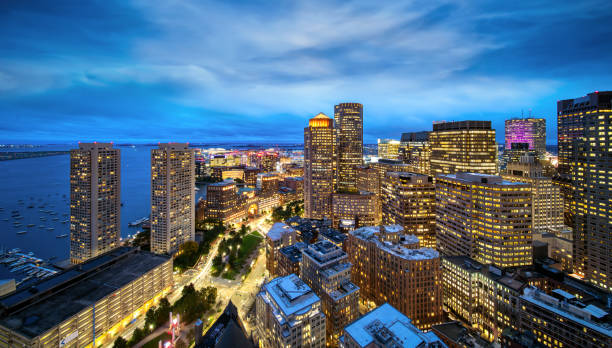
[{"x1": 2, "y1": 1, "x2": 612, "y2": 144}]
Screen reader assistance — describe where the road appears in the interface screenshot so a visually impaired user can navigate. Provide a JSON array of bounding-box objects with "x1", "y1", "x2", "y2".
[{"x1": 102, "y1": 214, "x2": 271, "y2": 347}]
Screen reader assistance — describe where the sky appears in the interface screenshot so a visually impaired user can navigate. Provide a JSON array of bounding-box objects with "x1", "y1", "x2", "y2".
[{"x1": 1, "y1": 0, "x2": 611, "y2": 144}]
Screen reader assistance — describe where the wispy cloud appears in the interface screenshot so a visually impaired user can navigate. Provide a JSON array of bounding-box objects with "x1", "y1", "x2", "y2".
[{"x1": 1, "y1": 0, "x2": 611, "y2": 143}]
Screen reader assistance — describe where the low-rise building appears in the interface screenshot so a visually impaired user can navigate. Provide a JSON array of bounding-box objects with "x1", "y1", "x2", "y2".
[
  {"x1": 255, "y1": 274, "x2": 326, "y2": 348},
  {"x1": 519, "y1": 287, "x2": 611, "y2": 348},
  {"x1": 318, "y1": 228, "x2": 347, "y2": 250},
  {"x1": 265, "y1": 223, "x2": 298, "y2": 277},
  {"x1": 340, "y1": 303, "x2": 447, "y2": 348},
  {"x1": 0, "y1": 247, "x2": 172, "y2": 348},
  {"x1": 277, "y1": 242, "x2": 308, "y2": 277}
]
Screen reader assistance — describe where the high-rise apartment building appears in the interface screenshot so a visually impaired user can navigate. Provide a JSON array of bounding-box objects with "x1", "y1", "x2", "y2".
[
  {"x1": 339, "y1": 303, "x2": 447, "y2": 348},
  {"x1": 346, "y1": 225, "x2": 443, "y2": 330},
  {"x1": 331, "y1": 191, "x2": 378, "y2": 230},
  {"x1": 436, "y1": 173, "x2": 532, "y2": 268},
  {"x1": 564, "y1": 91, "x2": 612, "y2": 291},
  {"x1": 335, "y1": 103, "x2": 363, "y2": 192},
  {"x1": 265, "y1": 222, "x2": 297, "y2": 277},
  {"x1": 255, "y1": 274, "x2": 326, "y2": 348},
  {"x1": 502, "y1": 155, "x2": 564, "y2": 232},
  {"x1": 304, "y1": 113, "x2": 335, "y2": 220},
  {"x1": 504, "y1": 118, "x2": 546, "y2": 156},
  {"x1": 70, "y1": 142, "x2": 120, "y2": 264},
  {"x1": 377, "y1": 138, "x2": 400, "y2": 160},
  {"x1": 430, "y1": 121, "x2": 497, "y2": 176},
  {"x1": 381, "y1": 172, "x2": 437, "y2": 248},
  {"x1": 301, "y1": 241, "x2": 360, "y2": 345},
  {"x1": 150, "y1": 143, "x2": 195, "y2": 254}
]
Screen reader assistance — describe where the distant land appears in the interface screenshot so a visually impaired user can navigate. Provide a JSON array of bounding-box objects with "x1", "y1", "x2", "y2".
[{"x1": 0, "y1": 151, "x2": 69, "y2": 161}]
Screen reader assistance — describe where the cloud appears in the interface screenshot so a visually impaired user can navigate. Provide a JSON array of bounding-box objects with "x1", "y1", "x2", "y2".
[{"x1": 1, "y1": 0, "x2": 611, "y2": 143}]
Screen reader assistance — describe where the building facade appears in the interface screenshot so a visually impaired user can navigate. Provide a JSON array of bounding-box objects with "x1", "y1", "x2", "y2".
[
  {"x1": 0, "y1": 248, "x2": 172, "y2": 348},
  {"x1": 504, "y1": 118, "x2": 546, "y2": 156},
  {"x1": 304, "y1": 113, "x2": 335, "y2": 220},
  {"x1": 334, "y1": 103, "x2": 363, "y2": 192},
  {"x1": 277, "y1": 242, "x2": 307, "y2": 277},
  {"x1": 150, "y1": 143, "x2": 195, "y2": 254},
  {"x1": 377, "y1": 138, "x2": 400, "y2": 160},
  {"x1": 381, "y1": 172, "x2": 437, "y2": 248},
  {"x1": 301, "y1": 241, "x2": 360, "y2": 346},
  {"x1": 436, "y1": 173, "x2": 532, "y2": 268},
  {"x1": 331, "y1": 191, "x2": 378, "y2": 231},
  {"x1": 430, "y1": 121, "x2": 497, "y2": 176},
  {"x1": 346, "y1": 225, "x2": 444, "y2": 330},
  {"x1": 70, "y1": 142, "x2": 121, "y2": 264},
  {"x1": 502, "y1": 155, "x2": 564, "y2": 232},
  {"x1": 519, "y1": 287, "x2": 611, "y2": 348},
  {"x1": 265, "y1": 223, "x2": 297, "y2": 277},
  {"x1": 255, "y1": 274, "x2": 326, "y2": 348},
  {"x1": 567, "y1": 91, "x2": 612, "y2": 291}
]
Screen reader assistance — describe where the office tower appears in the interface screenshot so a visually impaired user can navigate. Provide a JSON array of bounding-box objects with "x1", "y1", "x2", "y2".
[
  {"x1": 70, "y1": 142, "x2": 120, "y2": 264},
  {"x1": 335, "y1": 103, "x2": 363, "y2": 192},
  {"x1": 504, "y1": 118, "x2": 546, "y2": 156},
  {"x1": 347, "y1": 225, "x2": 443, "y2": 330},
  {"x1": 377, "y1": 138, "x2": 401, "y2": 160},
  {"x1": 204, "y1": 180, "x2": 240, "y2": 223},
  {"x1": 150, "y1": 143, "x2": 195, "y2": 254},
  {"x1": 566, "y1": 91, "x2": 612, "y2": 291},
  {"x1": 502, "y1": 154, "x2": 564, "y2": 232},
  {"x1": 429, "y1": 121, "x2": 497, "y2": 176},
  {"x1": 301, "y1": 241, "x2": 360, "y2": 345},
  {"x1": 255, "y1": 274, "x2": 326, "y2": 348},
  {"x1": 381, "y1": 172, "x2": 437, "y2": 248},
  {"x1": 356, "y1": 165, "x2": 378, "y2": 193},
  {"x1": 257, "y1": 172, "x2": 280, "y2": 193},
  {"x1": 304, "y1": 113, "x2": 335, "y2": 219},
  {"x1": 277, "y1": 242, "x2": 307, "y2": 277},
  {"x1": 339, "y1": 303, "x2": 447, "y2": 348},
  {"x1": 519, "y1": 288, "x2": 612, "y2": 347},
  {"x1": 265, "y1": 222, "x2": 297, "y2": 276},
  {"x1": 533, "y1": 227, "x2": 574, "y2": 272},
  {"x1": 436, "y1": 173, "x2": 532, "y2": 268},
  {"x1": 331, "y1": 191, "x2": 378, "y2": 230},
  {"x1": 400, "y1": 131, "x2": 431, "y2": 174},
  {"x1": 0, "y1": 248, "x2": 173, "y2": 347},
  {"x1": 244, "y1": 166, "x2": 261, "y2": 187},
  {"x1": 249, "y1": 151, "x2": 279, "y2": 172},
  {"x1": 441, "y1": 256, "x2": 531, "y2": 342},
  {"x1": 318, "y1": 228, "x2": 348, "y2": 250},
  {"x1": 502, "y1": 142, "x2": 535, "y2": 168}
]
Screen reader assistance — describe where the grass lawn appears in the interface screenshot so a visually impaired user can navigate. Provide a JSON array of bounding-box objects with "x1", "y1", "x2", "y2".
[
  {"x1": 142, "y1": 332, "x2": 171, "y2": 348},
  {"x1": 222, "y1": 231, "x2": 262, "y2": 279}
]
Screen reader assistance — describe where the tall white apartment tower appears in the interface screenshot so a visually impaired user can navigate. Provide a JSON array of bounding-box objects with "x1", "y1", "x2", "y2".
[
  {"x1": 70, "y1": 142, "x2": 121, "y2": 264},
  {"x1": 151, "y1": 143, "x2": 195, "y2": 254}
]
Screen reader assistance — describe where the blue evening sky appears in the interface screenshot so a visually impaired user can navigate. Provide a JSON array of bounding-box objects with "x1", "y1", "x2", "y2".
[{"x1": 1, "y1": 0, "x2": 611, "y2": 144}]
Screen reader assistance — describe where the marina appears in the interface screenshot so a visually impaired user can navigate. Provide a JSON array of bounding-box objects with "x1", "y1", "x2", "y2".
[{"x1": 0, "y1": 248, "x2": 60, "y2": 286}]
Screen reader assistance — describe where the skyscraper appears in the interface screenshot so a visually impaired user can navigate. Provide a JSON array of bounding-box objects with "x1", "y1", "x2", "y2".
[
  {"x1": 381, "y1": 172, "x2": 437, "y2": 248},
  {"x1": 304, "y1": 113, "x2": 335, "y2": 219},
  {"x1": 150, "y1": 143, "x2": 195, "y2": 254},
  {"x1": 334, "y1": 103, "x2": 363, "y2": 192},
  {"x1": 436, "y1": 173, "x2": 532, "y2": 268},
  {"x1": 377, "y1": 138, "x2": 400, "y2": 160},
  {"x1": 430, "y1": 121, "x2": 497, "y2": 176},
  {"x1": 70, "y1": 143, "x2": 120, "y2": 264},
  {"x1": 562, "y1": 91, "x2": 612, "y2": 291},
  {"x1": 331, "y1": 191, "x2": 378, "y2": 230},
  {"x1": 301, "y1": 241, "x2": 360, "y2": 345},
  {"x1": 504, "y1": 118, "x2": 546, "y2": 156}
]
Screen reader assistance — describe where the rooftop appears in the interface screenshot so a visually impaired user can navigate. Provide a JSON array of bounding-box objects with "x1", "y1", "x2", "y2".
[
  {"x1": 351, "y1": 226, "x2": 438, "y2": 261},
  {"x1": 266, "y1": 222, "x2": 297, "y2": 241},
  {"x1": 343, "y1": 303, "x2": 446, "y2": 348},
  {"x1": 439, "y1": 172, "x2": 529, "y2": 186},
  {"x1": 318, "y1": 228, "x2": 347, "y2": 245},
  {"x1": 279, "y1": 242, "x2": 308, "y2": 263},
  {"x1": 0, "y1": 247, "x2": 170, "y2": 339},
  {"x1": 521, "y1": 287, "x2": 612, "y2": 337},
  {"x1": 303, "y1": 240, "x2": 346, "y2": 265},
  {"x1": 261, "y1": 274, "x2": 320, "y2": 319}
]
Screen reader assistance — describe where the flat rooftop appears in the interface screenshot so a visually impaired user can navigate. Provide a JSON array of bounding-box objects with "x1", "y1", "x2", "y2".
[
  {"x1": 303, "y1": 241, "x2": 346, "y2": 265},
  {"x1": 440, "y1": 172, "x2": 529, "y2": 186},
  {"x1": 0, "y1": 247, "x2": 170, "y2": 339},
  {"x1": 351, "y1": 226, "x2": 437, "y2": 261},
  {"x1": 279, "y1": 242, "x2": 308, "y2": 263},
  {"x1": 262, "y1": 274, "x2": 320, "y2": 319},
  {"x1": 343, "y1": 303, "x2": 444, "y2": 347},
  {"x1": 266, "y1": 222, "x2": 296, "y2": 241}
]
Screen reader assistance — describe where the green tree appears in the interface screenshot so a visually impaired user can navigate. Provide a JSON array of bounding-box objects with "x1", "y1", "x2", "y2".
[
  {"x1": 113, "y1": 337, "x2": 128, "y2": 348},
  {"x1": 144, "y1": 306, "x2": 157, "y2": 329}
]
